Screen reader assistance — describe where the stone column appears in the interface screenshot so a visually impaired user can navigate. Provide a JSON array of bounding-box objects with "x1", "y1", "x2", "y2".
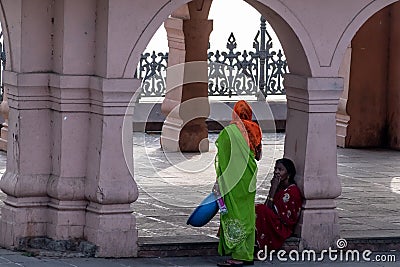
[
  {"x1": 46, "y1": 75, "x2": 90, "y2": 240},
  {"x1": 0, "y1": 87, "x2": 8, "y2": 151},
  {"x1": 84, "y1": 77, "x2": 139, "y2": 257},
  {"x1": 387, "y1": 2, "x2": 400, "y2": 149},
  {"x1": 0, "y1": 0, "x2": 54, "y2": 248},
  {"x1": 46, "y1": 0, "x2": 95, "y2": 241},
  {"x1": 284, "y1": 74, "x2": 343, "y2": 250},
  {"x1": 336, "y1": 46, "x2": 351, "y2": 148},
  {"x1": 0, "y1": 72, "x2": 52, "y2": 248},
  {"x1": 160, "y1": 16, "x2": 186, "y2": 152},
  {"x1": 161, "y1": 0, "x2": 212, "y2": 152}
]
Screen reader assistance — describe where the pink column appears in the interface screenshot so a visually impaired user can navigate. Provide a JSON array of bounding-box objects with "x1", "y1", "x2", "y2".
[
  {"x1": 179, "y1": 16, "x2": 212, "y2": 152},
  {"x1": 46, "y1": 0, "x2": 96, "y2": 241},
  {"x1": 160, "y1": 16, "x2": 187, "y2": 152},
  {"x1": 84, "y1": 78, "x2": 139, "y2": 257},
  {"x1": 0, "y1": 0, "x2": 54, "y2": 248},
  {"x1": 161, "y1": 0, "x2": 212, "y2": 152},
  {"x1": 284, "y1": 74, "x2": 343, "y2": 250},
  {"x1": 46, "y1": 75, "x2": 90, "y2": 240},
  {"x1": 336, "y1": 46, "x2": 351, "y2": 148},
  {"x1": 0, "y1": 72, "x2": 52, "y2": 247}
]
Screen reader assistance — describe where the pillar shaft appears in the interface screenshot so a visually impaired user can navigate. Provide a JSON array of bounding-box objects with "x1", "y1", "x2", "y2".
[
  {"x1": 0, "y1": 0, "x2": 54, "y2": 248},
  {"x1": 46, "y1": 0, "x2": 96, "y2": 240},
  {"x1": 161, "y1": 0, "x2": 213, "y2": 152},
  {"x1": 46, "y1": 75, "x2": 90, "y2": 240},
  {"x1": 336, "y1": 46, "x2": 351, "y2": 148},
  {"x1": 284, "y1": 74, "x2": 343, "y2": 250},
  {"x1": 0, "y1": 72, "x2": 52, "y2": 248},
  {"x1": 84, "y1": 77, "x2": 139, "y2": 257},
  {"x1": 160, "y1": 17, "x2": 186, "y2": 152}
]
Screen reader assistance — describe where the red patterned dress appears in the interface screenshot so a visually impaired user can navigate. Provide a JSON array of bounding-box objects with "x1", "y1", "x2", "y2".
[{"x1": 255, "y1": 184, "x2": 302, "y2": 250}]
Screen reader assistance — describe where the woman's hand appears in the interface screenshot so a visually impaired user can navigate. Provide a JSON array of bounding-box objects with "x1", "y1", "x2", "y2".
[
  {"x1": 270, "y1": 176, "x2": 280, "y2": 191},
  {"x1": 264, "y1": 176, "x2": 280, "y2": 207}
]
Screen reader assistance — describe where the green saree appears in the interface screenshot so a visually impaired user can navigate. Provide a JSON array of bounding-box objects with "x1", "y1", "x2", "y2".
[{"x1": 216, "y1": 124, "x2": 258, "y2": 261}]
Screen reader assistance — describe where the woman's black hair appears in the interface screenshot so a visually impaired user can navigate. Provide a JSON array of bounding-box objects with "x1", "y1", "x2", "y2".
[{"x1": 276, "y1": 158, "x2": 296, "y2": 184}]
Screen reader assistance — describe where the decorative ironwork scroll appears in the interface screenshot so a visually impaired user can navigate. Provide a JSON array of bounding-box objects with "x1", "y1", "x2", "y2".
[
  {"x1": 134, "y1": 51, "x2": 168, "y2": 97},
  {"x1": 135, "y1": 16, "x2": 288, "y2": 98}
]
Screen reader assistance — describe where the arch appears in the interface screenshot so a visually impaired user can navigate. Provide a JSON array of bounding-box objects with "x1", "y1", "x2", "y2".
[
  {"x1": 122, "y1": 0, "x2": 313, "y2": 78},
  {"x1": 122, "y1": 0, "x2": 189, "y2": 77},
  {"x1": 331, "y1": 0, "x2": 399, "y2": 75}
]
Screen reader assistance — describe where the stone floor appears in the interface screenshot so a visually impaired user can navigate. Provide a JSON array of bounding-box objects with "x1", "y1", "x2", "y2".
[
  {"x1": 0, "y1": 133, "x2": 399, "y2": 250},
  {"x1": 132, "y1": 132, "x2": 400, "y2": 243}
]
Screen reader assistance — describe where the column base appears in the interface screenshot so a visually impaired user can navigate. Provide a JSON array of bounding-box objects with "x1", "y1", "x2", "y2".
[
  {"x1": 84, "y1": 202, "x2": 138, "y2": 257},
  {"x1": 336, "y1": 113, "x2": 350, "y2": 148},
  {"x1": 0, "y1": 196, "x2": 48, "y2": 249},
  {"x1": 47, "y1": 199, "x2": 87, "y2": 240},
  {"x1": 161, "y1": 117, "x2": 183, "y2": 152},
  {"x1": 179, "y1": 121, "x2": 209, "y2": 152},
  {"x1": 297, "y1": 200, "x2": 340, "y2": 251}
]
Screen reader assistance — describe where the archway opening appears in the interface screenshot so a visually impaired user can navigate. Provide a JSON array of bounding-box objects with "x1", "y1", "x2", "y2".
[
  {"x1": 336, "y1": 2, "x2": 400, "y2": 240},
  {"x1": 129, "y1": 0, "x2": 296, "y2": 254}
]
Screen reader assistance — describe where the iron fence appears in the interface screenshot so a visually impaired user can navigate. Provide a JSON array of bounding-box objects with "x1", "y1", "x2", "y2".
[{"x1": 135, "y1": 16, "x2": 288, "y2": 99}]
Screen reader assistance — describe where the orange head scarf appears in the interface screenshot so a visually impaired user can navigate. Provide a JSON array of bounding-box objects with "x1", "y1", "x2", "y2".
[{"x1": 231, "y1": 100, "x2": 262, "y2": 157}]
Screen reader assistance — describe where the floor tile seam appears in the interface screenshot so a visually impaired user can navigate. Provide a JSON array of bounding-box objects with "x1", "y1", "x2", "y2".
[
  {"x1": 134, "y1": 211, "x2": 192, "y2": 230},
  {"x1": 341, "y1": 216, "x2": 400, "y2": 229},
  {"x1": 134, "y1": 199, "x2": 178, "y2": 210},
  {"x1": 339, "y1": 176, "x2": 394, "y2": 189}
]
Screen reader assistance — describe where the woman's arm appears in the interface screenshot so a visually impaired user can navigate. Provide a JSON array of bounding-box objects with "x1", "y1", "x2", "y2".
[
  {"x1": 264, "y1": 176, "x2": 280, "y2": 208},
  {"x1": 255, "y1": 143, "x2": 262, "y2": 161}
]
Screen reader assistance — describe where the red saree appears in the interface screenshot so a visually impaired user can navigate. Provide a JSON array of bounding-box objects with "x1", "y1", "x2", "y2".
[{"x1": 255, "y1": 184, "x2": 302, "y2": 250}]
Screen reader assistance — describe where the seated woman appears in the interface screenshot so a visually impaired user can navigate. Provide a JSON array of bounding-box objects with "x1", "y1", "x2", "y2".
[{"x1": 255, "y1": 158, "x2": 302, "y2": 251}]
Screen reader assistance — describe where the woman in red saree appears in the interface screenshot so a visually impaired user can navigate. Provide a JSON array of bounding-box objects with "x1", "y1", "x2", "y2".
[{"x1": 255, "y1": 158, "x2": 302, "y2": 251}]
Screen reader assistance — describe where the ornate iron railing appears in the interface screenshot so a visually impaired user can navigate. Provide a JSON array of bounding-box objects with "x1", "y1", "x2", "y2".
[
  {"x1": 135, "y1": 16, "x2": 288, "y2": 98},
  {"x1": 135, "y1": 51, "x2": 169, "y2": 98}
]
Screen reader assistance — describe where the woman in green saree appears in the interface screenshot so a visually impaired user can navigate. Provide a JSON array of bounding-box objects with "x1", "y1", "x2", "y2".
[{"x1": 216, "y1": 100, "x2": 262, "y2": 267}]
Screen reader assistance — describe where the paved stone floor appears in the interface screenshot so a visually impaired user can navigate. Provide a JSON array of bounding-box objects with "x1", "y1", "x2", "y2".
[{"x1": 132, "y1": 132, "x2": 400, "y2": 242}]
